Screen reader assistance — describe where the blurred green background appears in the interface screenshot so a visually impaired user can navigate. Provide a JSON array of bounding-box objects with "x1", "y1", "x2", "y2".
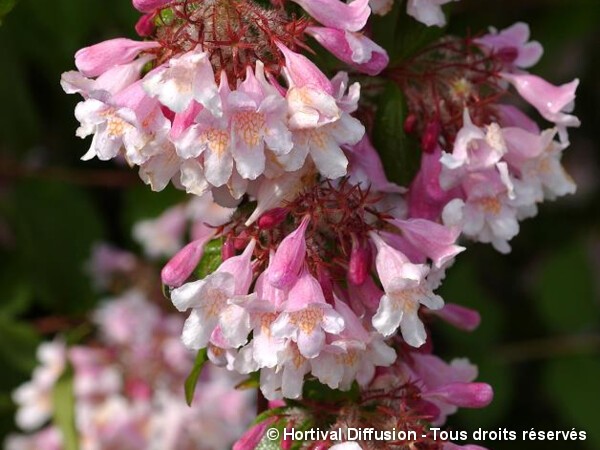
[{"x1": 0, "y1": 0, "x2": 598, "y2": 449}]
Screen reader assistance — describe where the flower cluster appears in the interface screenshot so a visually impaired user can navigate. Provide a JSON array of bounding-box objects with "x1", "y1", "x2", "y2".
[
  {"x1": 60, "y1": 0, "x2": 580, "y2": 449},
  {"x1": 238, "y1": 347, "x2": 492, "y2": 449},
  {"x1": 397, "y1": 22, "x2": 579, "y2": 253},
  {"x1": 61, "y1": 0, "x2": 392, "y2": 204},
  {"x1": 6, "y1": 245, "x2": 254, "y2": 450}
]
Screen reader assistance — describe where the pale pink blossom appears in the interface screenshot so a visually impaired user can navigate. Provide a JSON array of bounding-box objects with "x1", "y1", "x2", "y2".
[
  {"x1": 306, "y1": 27, "x2": 389, "y2": 76},
  {"x1": 369, "y1": 232, "x2": 443, "y2": 346},
  {"x1": 268, "y1": 216, "x2": 310, "y2": 289},
  {"x1": 475, "y1": 22, "x2": 543, "y2": 69},
  {"x1": 171, "y1": 240, "x2": 255, "y2": 350},
  {"x1": 442, "y1": 170, "x2": 519, "y2": 253},
  {"x1": 388, "y1": 218, "x2": 464, "y2": 268},
  {"x1": 291, "y1": 0, "x2": 371, "y2": 32},
  {"x1": 406, "y1": 0, "x2": 458, "y2": 27},
  {"x1": 75, "y1": 38, "x2": 159, "y2": 77},
  {"x1": 132, "y1": 204, "x2": 187, "y2": 258},
  {"x1": 143, "y1": 46, "x2": 222, "y2": 115},
  {"x1": 502, "y1": 73, "x2": 580, "y2": 139},
  {"x1": 12, "y1": 342, "x2": 66, "y2": 431},
  {"x1": 271, "y1": 268, "x2": 345, "y2": 358},
  {"x1": 430, "y1": 303, "x2": 481, "y2": 331},
  {"x1": 133, "y1": 0, "x2": 171, "y2": 12},
  {"x1": 346, "y1": 135, "x2": 404, "y2": 193},
  {"x1": 161, "y1": 235, "x2": 215, "y2": 288}
]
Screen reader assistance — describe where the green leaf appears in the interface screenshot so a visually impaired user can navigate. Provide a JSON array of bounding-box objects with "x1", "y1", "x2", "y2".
[
  {"x1": 372, "y1": 81, "x2": 421, "y2": 186},
  {"x1": 533, "y1": 240, "x2": 598, "y2": 332},
  {"x1": 0, "y1": 0, "x2": 18, "y2": 25},
  {"x1": 52, "y1": 366, "x2": 79, "y2": 450},
  {"x1": 196, "y1": 238, "x2": 223, "y2": 279},
  {"x1": 184, "y1": 348, "x2": 208, "y2": 406},
  {"x1": 544, "y1": 356, "x2": 600, "y2": 449}
]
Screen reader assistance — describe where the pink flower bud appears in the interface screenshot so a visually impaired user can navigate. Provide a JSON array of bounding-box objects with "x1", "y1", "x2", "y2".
[
  {"x1": 75, "y1": 38, "x2": 159, "y2": 77},
  {"x1": 348, "y1": 235, "x2": 371, "y2": 285},
  {"x1": 430, "y1": 303, "x2": 481, "y2": 331},
  {"x1": 161, "y1": 239, "x2": 207, "y2": 287},
  {"x1": 426, "y1": 382, "x2": 493, "y2": 408},
  {"x1": 316, "y1": 264, "x2": 334, "y2": 303},
  {"x1": 306, "y1": 26, "x2": 389, "y2": 76},
  {"x1": 268, "y1": 216, "x2": 310, "y2": 289},
  {"x1": 233, "y1": 417, "x2": 278, "y2": 450},
  {"x1": 291, "y1": 0, "x2": 371, "y2": 32},
  {"x1": 309, "y1": 443, "x2": 330, "y2": 450},
  {"x1": 258, "y1": 208, "x2": 289, "y2": 230},
  {"x1": 502, "y1": 73, "x2": 580, "y2": 129},
  {"x1": 276, "y1": 42, "x2": 333, "y2": 94},
  {"x1": 135, "y1": 13, "x2": 156, "y2": 37},
  {"x1": 132, "y1": 0, "x2": 171, "y2": 13},
  {"x1": 404, "y1": 113, "x2": 417, "y2": 134},
  {"x1": 421, "y1": 119, "x2": 441, "y2": 154},
  {"x1": 282, "y1": 427, "x2": 293, "y2": 449},
  {"x1": 389, "y1": 218, "x2": 464, "y2": 269},
  {"x1": 222, "y1": 237, "x2": 236, "y2": 261}
]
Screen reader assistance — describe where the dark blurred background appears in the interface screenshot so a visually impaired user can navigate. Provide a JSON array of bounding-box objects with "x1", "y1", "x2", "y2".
[{"x1": 0, "y1": 0, "x2": 598, "y2": 448}]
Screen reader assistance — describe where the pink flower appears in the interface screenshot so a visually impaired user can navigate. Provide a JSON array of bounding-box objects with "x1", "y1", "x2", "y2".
[
  {"x1": 75, "y1": 38, "x2": 159, "y2": 77},
  {"x1": 408, "y1": 146, "x2": 461, "y2": 221},
  {"x1": 61, "y1": 54, "x2": 153, "y2": 99},
  {"x1": 161, "y1": 234, "x2": 215, "y2": 288},
  {"x1": 388, "y1": 218, "x2": 465, "y2": 269},
  {"x1": 348, "y1": 234, "x2": 371, "y2": 285},
  {"x1": 502, "y1": 73, "x2": 580, "y2": 135},
  {"x1": 406, "y1": 0, "x2": 458, "y2": 28},
  {"x1": 442, "y1": 170, "x2": 519, "y2": 254},
  {"x1": 311, "y1": 298, "x2": 396, "y2": 390},
  {"x1": 346, "y1": 136, "x2": 404, "y2": 194},
  {"x1": 424, "y1": 382, "x2": 493, "y2": 408},
  {"x1": 132, "y1": 204, "x2": 187, "y2": 258},
  {"x1": 134, "y1": 13, "x2": 155, "y2": 37},
  {"x1": 268, "y1": 216, "x2": 310, "y2": 289},
  {"x1": 306, "y1": 27, "x2": 389, "y2": 76},
  {"x1": 410, "y1": 353, "x2": 483, "y2": 424},
  {"x1": 12, "y1": 342, "x2": 66, "y2": 431},
  {"x1": 291, "y1": 0, "x2": 371, "y2": 32},
  {"x1": 259, "y1": 344, "x2": 311, "y2": 399},
  {"x1": 277, "y1": 43, "x2": 334, "y2": 95},
  {"x1": 171, "y1": 240, "x2": 255, "y2": 349},
  {"x1": 143, "y1": 46, "x2": 222, "y2": 115},
  {"x1": 430, "y1": 303, "x2": 481, "y2": 331},
  {"x1": 285, "y1": 72, "x2": 365, "y2": 179},
  {"x1": 233, "y1": 416, "x2": 279, "y2": 450},
  {"x1": 271, "y1": 268, "x2": 345, "y2": 358},
  {"x1": 475, "y1": 22, "x2": 543, "y2": 69},
  {"x1": 74, "y1": 81, "x2": 172, "y2": 168},
  {"x1": 132, "y1": 0, "x2": 171, "y2": 12},
  {"x1": 369, "y1": 232, "x2": 443, "y2": 347},
  {"x1": 85, "y1": 243, "x2": 136, "y2": 289}
]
